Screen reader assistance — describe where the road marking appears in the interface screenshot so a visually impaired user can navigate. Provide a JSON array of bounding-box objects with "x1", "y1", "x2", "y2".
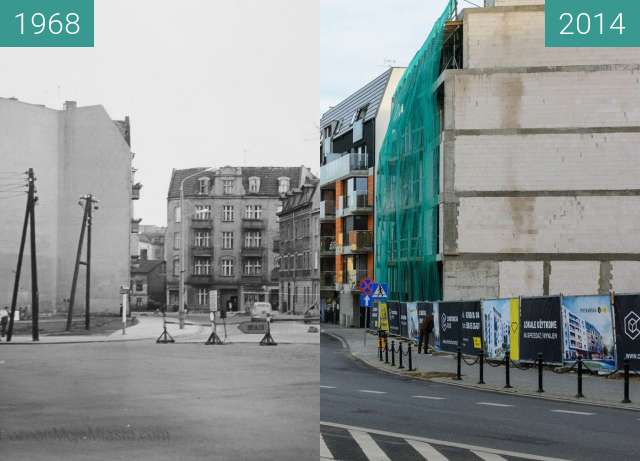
[
  {"x1": 551, "y1": 409, "x2": 595, "y2": 416},
  {"x1": 358, "y1": 390, "x2": 387, "y2": 394},
  {"x1": 476, "y1": 402, "x2": 514, "y2": 408},
  {"x1": 321, "y1": 421, "x2": 571, "y2": 461},
  {"x1": 472, "y1": 451, "x2": 509, "y2": 461},
  {"x1": 320, "y1": 385, "x2": 337, "y2": 389},
  {"x1": 412, "y1": 395, "x2": 447, "y2": 400},
  {"x1": 406, "y1": 439, "x2": 448, "y2": 460},
  {"x1": 349, "y1": 429, "x2": 391, "y2": 461},
  {"x1": 320, "y1": 434, "x2": 334, "y2": 460}
]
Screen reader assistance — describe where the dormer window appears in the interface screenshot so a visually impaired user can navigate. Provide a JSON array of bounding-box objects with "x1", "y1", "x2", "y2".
[
  {"x1": 278, "y1": 177, "x2": 290, "y2": 194},
  {"x1": 198, "y1": 177, "x2": 210, "y2": 195},
  {"x1": 248, "y1": 176, "x2": 261, "y2": 193},
  {"x1": 223, "y1": 179, "x2": 234, "y2": 195}
]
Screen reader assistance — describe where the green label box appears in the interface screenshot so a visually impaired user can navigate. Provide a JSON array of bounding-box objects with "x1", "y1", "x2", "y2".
[
  {"x1": 0, "y1": 0, "x2": 93, "y2": 47},
  {"x1": 546, "y1": 0, "x2": 640, "y2": 47}
]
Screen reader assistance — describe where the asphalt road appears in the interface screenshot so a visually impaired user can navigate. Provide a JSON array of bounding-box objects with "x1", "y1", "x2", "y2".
[
  {"x1": 1, "y1": 341, "x2": 319, "y2": 461},
  {"x1": 321, "y1": 334, "x2": 640, "y2": 461}
]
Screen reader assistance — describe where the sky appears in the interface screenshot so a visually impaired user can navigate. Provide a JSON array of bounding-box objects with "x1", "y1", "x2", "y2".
[{"x1": 0, "y1": 0, "x2": 319, "y2": 226}]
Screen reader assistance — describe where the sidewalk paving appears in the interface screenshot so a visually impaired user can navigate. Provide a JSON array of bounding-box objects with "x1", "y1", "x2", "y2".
[{"x1": 323, "y1": 325, "x2": 640, "y2": 412}]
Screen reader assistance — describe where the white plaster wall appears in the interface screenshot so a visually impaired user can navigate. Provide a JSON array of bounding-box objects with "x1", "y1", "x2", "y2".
[
  {"x1": 443, "y1": 259, "x2": 499, "y2": 301},
  {"x1": 611, "y1": 261, "x2": 640, "y2": 294},
  {"x1": 499, "y1": 261, "x2": 543, "y2": 297},
  {"x1": 457, "y1": 196, "x2": 640, "y2": 254},
  {"x1": 548, "y1": 261, "x2": 600, "y2": 296}
]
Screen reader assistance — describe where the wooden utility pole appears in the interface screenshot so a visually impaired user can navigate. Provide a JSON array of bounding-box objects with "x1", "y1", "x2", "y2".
[
  {"x1": 66, "y1": 199, "x2": 88, "y2": 331},
  {"x1": 85, "y1": 194, "x2": 93, "y2": 330}
]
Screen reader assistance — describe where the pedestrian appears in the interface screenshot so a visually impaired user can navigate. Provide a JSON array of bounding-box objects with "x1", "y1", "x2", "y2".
[
  {"x1": 418, "y1": 313, "x2": 434, "y2": 354},
  {"x1": 0, "y1": 306, "x2": 9, "y2": 338}
]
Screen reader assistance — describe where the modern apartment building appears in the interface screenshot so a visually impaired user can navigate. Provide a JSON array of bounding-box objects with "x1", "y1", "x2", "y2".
[
  {"x1": 165, "y1": 165, "x2": 313, "y2": 312},
  {"x1": 0, "y1": 98, "x2": 137, "y2": 314},
  {"x1": 278, "y1": 178, "x2": 320, "y2": 313},
  {"x1": 319, "y1": 68, "x2": 404, "y2": 327},
  {"x1": 376, "y1": 0, "x2": 640, "y2": 303}
]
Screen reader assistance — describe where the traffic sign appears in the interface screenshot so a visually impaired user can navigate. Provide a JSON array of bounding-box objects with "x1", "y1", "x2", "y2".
[
  {"x1": 359, "y1": 293, "x2": 373, "y2": 308},
  {"x1": 372, "y1": 283, "x2": 389, "y2": 299},
  {"x1": 359, "y1": 277, "x2": 374, "y2": 295}
]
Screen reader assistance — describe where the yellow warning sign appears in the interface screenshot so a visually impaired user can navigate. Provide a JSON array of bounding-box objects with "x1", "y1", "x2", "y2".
[{"x1": 378, "y1": 303, "x2": 389, "y2": 332}]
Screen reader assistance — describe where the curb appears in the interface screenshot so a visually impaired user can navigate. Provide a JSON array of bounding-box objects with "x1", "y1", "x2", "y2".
[{"x1": 323, "y1": 330, "x2": 640, "y2": 413}]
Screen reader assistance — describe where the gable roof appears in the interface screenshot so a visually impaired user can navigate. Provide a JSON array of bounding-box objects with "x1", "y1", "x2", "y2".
[{"x1": 320, "y1": 67, "x2": 403, "y2": 139}]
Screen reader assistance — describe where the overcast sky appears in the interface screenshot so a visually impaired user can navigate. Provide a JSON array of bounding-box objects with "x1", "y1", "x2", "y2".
[{"x1": 0, "y1": 0, "x2": 319, "y2": 226}]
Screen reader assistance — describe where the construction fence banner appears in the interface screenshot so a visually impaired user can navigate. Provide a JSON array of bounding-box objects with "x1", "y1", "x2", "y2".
[
  {"x1": 407, "y1": 302, "x2": 420, "y2": 343},
  {"x1": 388, "y1": 301, "x2": 401, "y2": 336},
  {"x1": 519, "y1": 296, "x2": 563, "y2": 364},
  {"x1": 561, "y1": 295, "x2": 616, "y2": 372},
  {"x1": 370, "y1": 302, "x2": 379, "y2": 330},
  {"x1": 378, "y1": 302, "x2": 389, "y2": 332},
  {"x1": 399, "y1": 303, "x2": 409, "y2": 338},
  {"x1": 460, "y1": 301, "x2": 483, "y2": 355},
  {"x1": 614, "y1": 294, "x2": 640, "y2": 370},
  {"x1": 437, "y1": 302, "x2": 461, "y2": 353},
  {"x1": 481, "y1": 298, "x2": 520, "y2": 361}
]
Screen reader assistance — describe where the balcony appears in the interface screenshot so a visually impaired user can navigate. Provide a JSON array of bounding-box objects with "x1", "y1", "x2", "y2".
[
  {"x1": 241, "y1": 245, "x2": 263, "y2": 257},
  {"x1": 320, "y1": 237, "x2": 336, "y2": 256},
  {"x1": 131, "y1": 218, "x2": 141, "y2": 234},
  {"x1": 242, "y1": 218, "x2": 265, "y2": 230},
  {"x1": 337, "y1": 192, "x2": 372, "y2": 217},
  {"x1": 320, "y1": 152, "x2": 370, "y2": 187},
  {"x1": 320, "y1": 200, "x2": 336, "y2": 220},
  {"x1": 344, "y1": 230, "x2": 373, "y2": 253},
  {"x1": 273, "y1": 239, "x2": 280, "y2": 253},
  {"x1": 191, "y1": 217, "x2": 213, "y2": 229},
  {"x1": 347, "y1": 269, "x2": 369, "y2": 291},
  {"x1": 187, "y1": 274, "x2": 213, "y2": 285},
  {"x1": 191, "y1": 245, "x2": 213, "y2": 257},
  {"x1": 132, "y1": 183, "x2": 142, "y2": 200},
  {"x1": 320, "y1": 271, "x2": 336, "y2": 290},
  {"x1": 297, "y1": 268, "x2": 312, "y2": 278},
  {"x1": 241, "y1": 273, "x2": 265, "y2": 285}
]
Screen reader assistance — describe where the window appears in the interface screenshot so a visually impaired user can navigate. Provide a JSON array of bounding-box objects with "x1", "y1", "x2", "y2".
[
  {"x1": 140, "y1": 249, "x2": 148, "y2": 260},
  {"x1": 248, "y1": 176, "x2": 260, "y2": 193},
  {"x1": 174, "y1": 206, "x2": 181, "y2": 223},
  {"x1": 172, "y1": 258, "x2": 179, "y2": 277},
  {"x1": 221, "y1": 258, "x2": 234, "y2": 277},
  {"x1": 244, "y1": 231, "x2": 262, "y2": 248},
  {"x1": 223, "y1": 205, "x2": 234, "y2": 222},
  {"x1": 278, "y1": 177, "x2": 290, "y2": 194},
  {"x1": 314, "y1": 251, "x2": 319, "y2": 270},
  {"x1": 198, "y1": 177, "x2": 210, "y2": 195},
  {"x1": 173, "y1": 232, "x2": 181, "y2": 250},
  {"x1": 194, "y1": 257, "x2": 211, "y2": 275},
  {"x1": 245, "y1": 204, "x2": 262, "y2": 220},
  {"x1": 222, "y1": 231, "x2": 234, "y2": 249},
  {"x1": 136, "y1": 298, "x2": 142, "y2": 307},
  {"x1": 194, "y1": 205, "x2": 211, "y2": 220},
  {"x1": 198, "y1": 288, "x2": 209, "y2": 306},
  {"x1": 135, "y1": 281, "x2": 143, "y2": 292},
  {"x1": 223, "y1": 179, "x2": 234, "y2": 195},
  {"x1": 194, "y1": 231, "x2": 210, "y2": 247},
  {"x1": 243, "y1": 258, "x2": 262, "y2": 275}
]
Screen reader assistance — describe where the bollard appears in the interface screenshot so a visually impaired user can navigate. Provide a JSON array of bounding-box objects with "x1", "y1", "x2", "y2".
[
  {"x1": 408, "y1": 343, "x2": 414, "y2": 371},
  {"x1": 478, "y1": 350, "x2": 485, "y2": 385},
  {"x1": 622, "y1": 359, "x2": 631, "y2": 404},
  {"x1": 504, "y1": 348, "x2": 512, "y2": 389},
  {"x1": 391, "y1": 340, "x2": 396, "y2": 367},
  {"x1": 399, "y1": 342, "x2": 405, "y2": 369},
  {"x1": 537, "y1": 353, "x2": 544, "y2": 393},
  {"x1": 576, "y1": 356, "x2": 584, "y2": 399},
  {"x1": 455, "y1": 347, "x2": 462, "y2": 380},
  {"x1": 378, "y1": 331, "x2": 383, "y2": 362},
  {"x1": 385, "y1": 337, "x2": 389, "y2": 364}
]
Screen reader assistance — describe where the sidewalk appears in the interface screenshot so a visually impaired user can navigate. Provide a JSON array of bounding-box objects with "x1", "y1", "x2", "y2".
[{"x1": 322, "y1": 325, "x2": 640, "y2": 412}]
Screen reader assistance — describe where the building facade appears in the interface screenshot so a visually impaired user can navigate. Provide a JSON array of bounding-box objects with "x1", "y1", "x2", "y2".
[
  {"x1": 278, "y1": 179, "x2": 320, "y2": 314},
  {"x1": 131, "y1": 225, "x2": 166, "y2": 261},
  {"x1": 319, "y1": 68, "x2": 404, "y2": 327},
  {"x1": 0, "y1": 98, "x2": 137, "y2": 314},
  {"x1": 165, "y1": 166, "x2": 313, "y2": 312},
  {"x1": 376, "y1": 0, "x2": 640, "y2": 303},
  {"x1": 130, "y1": 260, "x2": 166, "y2": 310}
]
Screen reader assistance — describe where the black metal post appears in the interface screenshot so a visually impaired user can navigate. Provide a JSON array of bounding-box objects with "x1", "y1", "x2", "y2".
[
  {"x1": 408, "y1": 344, "x2": 414, "y2": 371},
  {"x1": 478, "y1": 350, "x2": 485, "y2": 384},
  {"x1": 399, "y1": 342, "x2": 404, "y2": 369},
  {"x1": 537, "y1": 353, "x2": 544, "y2": 393},
  {"x1": 455, "y1": 347, "x2": 462, "y2": 380},
  {"x1": 576, "y1": 356, "x2": 584, "y2": 398},
  {"x1": 391, "y1": 340, "x2": 396, "y2": 367},
  {"x1": 385, "y1": 336, "x2": 389, "y2": 364},
  {"x1": 505, "y1": 348, "x2": 512, "y2": 389},
  {"x1": 622, "y1": 359, "x2": 631, "y2": 404},
  {"x1": 28, "y1": 169, "x2": 39, "y2": 341},
  {"x1": 378, "y1": 331, "x2": 383, "y2": 362}
]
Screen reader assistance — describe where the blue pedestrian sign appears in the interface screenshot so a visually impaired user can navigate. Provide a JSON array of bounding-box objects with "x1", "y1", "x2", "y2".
[{"x1": 371, "y1": 283, "x2": 389, "y2": 300}]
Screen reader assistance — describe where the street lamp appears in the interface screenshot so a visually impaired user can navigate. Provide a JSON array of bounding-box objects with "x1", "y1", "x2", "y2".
[{"x1": 179, "y1": 167, "x2": 215, "y2": 329}]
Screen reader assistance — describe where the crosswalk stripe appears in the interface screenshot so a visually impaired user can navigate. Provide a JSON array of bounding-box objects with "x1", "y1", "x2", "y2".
[
  {"x1": 349, "y1": 429, "x2": 391, "y2": 461},
  {"x1": 551, "y1": 409, "x2": 594, "y2": 416},
  {"x1": 320, "y1": 434, "x2": 335, "y2": 460},
  {"x1": 358, "y1": 389, "x2": 387, "y2": 394},
  {"x1": 472, "y1": 451, "x2": 509, "y2": 461},
  {"x1": 320, "y1": 385, "x2": 337, "y2": 389},
  {"x1": 476, "y1": 402, "x2": 514, "y2": 408},
  {"x1": 406, "y1": 439, "x2": 448, "y2": 460},
  {"x1": 412, "y1": 395, "x2": 446, "y2": 400}
]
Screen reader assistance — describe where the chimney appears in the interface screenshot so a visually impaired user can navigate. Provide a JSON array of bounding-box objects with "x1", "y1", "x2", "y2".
[{"x1": 64, "y1": 101, "x2": 77, "y2": 110}]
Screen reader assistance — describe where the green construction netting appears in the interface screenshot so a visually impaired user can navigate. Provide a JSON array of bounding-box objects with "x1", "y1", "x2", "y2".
[{"x1": 375, "y1": 0, "x2": 456, "y2": 302}]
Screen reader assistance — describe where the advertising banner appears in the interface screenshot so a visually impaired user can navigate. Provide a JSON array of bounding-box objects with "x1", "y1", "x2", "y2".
[
  {"x1": 460, "y1": 301, "x2": 483, "y2": 355},
  {"x1": 519, "y1": 296, "x2": 563, "y2": 364},
  {"x1": 437, "y1": 302, "x2": 462, "y2": 353},
  {"x1": 388, "y1": 301, "x2": 401, "y2": 336},
  {"x1": 431, "y1": 302, "x2": 440, "y2": 350},
  {"x1": 407, "y1": 303, "x2": 420, "y2": 342},
  {"x1": 482, "y1": 298, "x2": 520, "y2": 361},
  {"x1": 561, "y1": 295, "x2": 615, "y2": 371},
  {"x1": 378, "y1": 303, "x2": 389, "y2": 332},
  {"x1": 614, "y1": 294, "x2": 640, "y2": 370},
  {"x1": 370, "y1": 303, "x2": 379, "y2": 330},
  {"x1": 399, "y1": 303, "x2": 409, "y2": 338}
]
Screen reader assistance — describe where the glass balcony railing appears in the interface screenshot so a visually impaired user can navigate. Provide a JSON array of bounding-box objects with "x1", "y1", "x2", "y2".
[
  {"x1": 320, "y1": 271, "x2": 336, "y2": 289},
  {"x1": 320, "y1": 237, "x2": 336, "y2": 254},
  {"x1": 347, "y1": 230, "x2": 373, "y2": 252},
  {"x1": 320, "y1": 200, "x2": 336, "y2": 219},
  {"x1": 320, "y1": 152, "x2": 370, "y2": 186}
]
